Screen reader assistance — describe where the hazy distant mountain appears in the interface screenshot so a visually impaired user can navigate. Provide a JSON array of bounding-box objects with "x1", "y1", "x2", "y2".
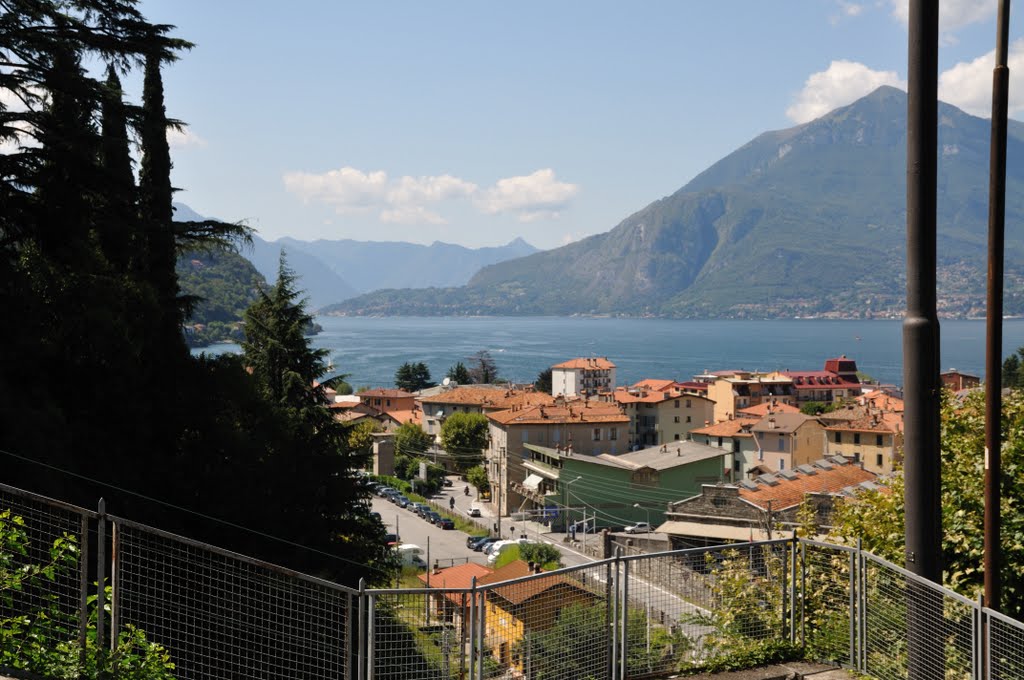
[
  {"x1": 274, "y1": 236, "x2": 539, "y2": 294},
  {"x1": 172, "y1": 203, "x2": 539, "y2": 311},
  {"x1": 327, "y1": 86, "x2": 1024, "y2": 318}
]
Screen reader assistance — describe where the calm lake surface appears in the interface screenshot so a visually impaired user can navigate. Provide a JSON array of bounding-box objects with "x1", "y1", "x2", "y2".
[{"x1": 193, "y1": 316, "x2": 1024, "y2": 390}]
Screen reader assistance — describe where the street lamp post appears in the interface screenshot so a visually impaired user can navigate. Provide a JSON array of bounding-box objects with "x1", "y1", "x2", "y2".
[
  {"x1": 563, "y1": 475, "x2": 582, "y2": 536},
  {"x1": 633, "y1": 502, "x2": 650, "y2": 532}
]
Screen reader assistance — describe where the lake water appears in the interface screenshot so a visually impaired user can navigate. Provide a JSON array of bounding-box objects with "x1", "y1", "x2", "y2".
[{"x1": 192, "y1": 316, "x2": 1024, "y2": 390}]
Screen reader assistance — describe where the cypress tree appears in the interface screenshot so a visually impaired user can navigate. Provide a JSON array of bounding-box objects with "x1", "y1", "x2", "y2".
[{"x1": 97, "y1": 65, "x2": 137, "y2": 272}]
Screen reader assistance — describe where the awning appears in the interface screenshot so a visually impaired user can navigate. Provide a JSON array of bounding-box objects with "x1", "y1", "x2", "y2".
[
  {"x1": 522, "y1": 474, "x2": 544, "y2": 491},
  {"x1": 656, "y1": 520, "x2": 770, "y2": 542}
]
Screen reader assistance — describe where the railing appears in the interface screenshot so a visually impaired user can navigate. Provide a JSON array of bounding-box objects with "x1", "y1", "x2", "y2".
[{"x1": 2, "y1": 480, "x2": 1023, "y2": 679}]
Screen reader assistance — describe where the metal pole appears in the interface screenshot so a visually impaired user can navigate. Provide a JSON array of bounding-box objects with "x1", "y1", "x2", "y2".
[
  {"x1": 109, "y1": 520, "x2": 119, "y2": 650},
  {"x1": 357, "y1": 579, "x2": 366, "y2": 680},
  {"x1": 904, "y1": 0, "x2": 942, "y2": 584},
  {"x1": 367, "y1": 593, "x2": 376, "y2": 680},
  {"x1": 985, "y1": 0, "x2": 1011, "y2": 616},
  {"x1": 78, "y1": 513, "x2": 89, "y2": 668},
  {"x1": 96, "y1": 498, "x2": 106, "y2": 653}
]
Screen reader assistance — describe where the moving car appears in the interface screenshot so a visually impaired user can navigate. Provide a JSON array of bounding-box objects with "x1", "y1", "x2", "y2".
[
  {"x1": 468, "y1": 507, "x2": 482, "y2": 518},
  {"x1": 624, "y1": 522, "x2": 651, "y2": 534},
  {"x1": 486, "y1": 538, "x2": 539, "y2": 564}
]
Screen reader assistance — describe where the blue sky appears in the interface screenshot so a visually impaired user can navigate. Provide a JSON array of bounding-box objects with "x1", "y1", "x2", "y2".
[{"x1": 140, "y1": 1, "x2": 1023, "y2": 249}]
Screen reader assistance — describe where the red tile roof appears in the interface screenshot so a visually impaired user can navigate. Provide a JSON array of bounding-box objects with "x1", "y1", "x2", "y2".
[
  {"x1": 487, "y1": 401, "x2": 628, "y2": 426},
  {"x1": 420, "y1": 386, "x2": 555, "y2": 410},
  {"x1": 551, "y1": 357, "x2": 616, "y2": 370},
  {"x1": 418, "y1": 563, "x2": 494, "y2": 608},
  {"x1": 359, "y1": 388, "x2": 415, "y2": 398},
  {"x1": 478, "y1": 560, "x2": 596, "y2": 606},
  {"x1": 738, "y1": 463, "x2": 876, "y2": 511},
  {"x1": 690, "y1": 418, "x2": 758, "y2": 437},
  {"x1": 737, "y1": 402, "x2": 801, "y2": 417}
]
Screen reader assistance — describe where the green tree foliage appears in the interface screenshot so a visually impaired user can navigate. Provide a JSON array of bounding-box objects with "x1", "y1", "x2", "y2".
[
  {"x1": 465, "y1": 465, "x2": 490, "y2": 494},
  {"x1": 394, "y1": 361, "x2": 432, "y2": 392},
  {"x1": 177, "y1": 249, "x2": 266, "y2": 346},
  {"x1": 519, "y1": 542, "x2": 562, "y2": 569},
  {"x1": 0, "y1": 3, "x2": 384, "y2": 591},
  {"x1": 439, "y1": 412, "x2": 489, "y2": 471},
  {"x1": 347, "y1": 419, "x2": 380, "y2": 457},
  {"x1": 534, "y1": 368, "x2": 553, "y2": 394},
  {"x1": 394, "y1": 422, "x2": 434, "y2": 458},
  {"x1": 446, "y1": 362, "x2": 471, "y2": 384},
  {"x1": 466, "y1": 350, "x2": 500, "y2": 384},
  {"x1": 829, "y1": 389, "x2": 1024, "y2": 617},
  {"x1": 1002, "y1": 346, "x2": 1024, "y2": 389}
]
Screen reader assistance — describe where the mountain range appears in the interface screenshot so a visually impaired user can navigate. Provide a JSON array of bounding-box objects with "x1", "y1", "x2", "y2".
[
  {"x1": 172, "y1": 203, "x2": 539, "y2": 311},
  {"x1": 324, "y1": 86, "x2": 1024, "y2": 319}
]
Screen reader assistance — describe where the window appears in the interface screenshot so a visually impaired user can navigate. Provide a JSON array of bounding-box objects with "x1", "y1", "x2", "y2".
[
  {"x1": 778, "y1": 437, "x2": 786, "y2": 451},
  {"x1": 386, "y1": 399, "x2": 392, "y2": 407},
  {"x1": 521, "y1": 429, "x2": 529, "y2": 442},
  {"x1": 675, "y1": 400, "x2": 680, "y2": 408},
  {"x1": 876, "y1": 453, "x2": 883, "y2": 467},
  {"x1": 686, "y1": 399, "x2": 692, "y2": 408},
  {"x1": 592, "y1": 428, "x2": 601, "y2": 441},
  {"x1": 674, "y1": 434, "x2": 680, "y2": 440},
  {"x1": 835, "y1": 432, "x2": 842, "y2": 444},
  {"x1": 876, "y1": 434, "x2": 883, "y2": 446},
  {"x1": 779, "y1": 459, "x2": 785, "y2": 470},
  {"x1": 733, "y1": 460, "x2": 740, "y2": 471},
  {"x1": 610, "y1": 427, "x2": 618, "y2": 441},
  {"x1": 686, "y1": 415, "x2": 692, "y2": 423},
  {"x1": 674, "y1": 416, "x2": 680, "y2": 423},
  {"x1": 717, "y1": 436, "x2": 723, "y2": 447},
  {"x1": 854, "y1": 433, "x2": 861, "y2": 445}
]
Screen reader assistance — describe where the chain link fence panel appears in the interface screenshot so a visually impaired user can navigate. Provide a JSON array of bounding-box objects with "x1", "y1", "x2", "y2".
[{"x1": 112, "y1": 517, "x2": 357, "y2": 680}]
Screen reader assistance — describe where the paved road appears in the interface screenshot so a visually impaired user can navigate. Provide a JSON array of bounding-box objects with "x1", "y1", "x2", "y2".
[{"x1": 373, "y1": 495, "x2": 488, "y2": 570}]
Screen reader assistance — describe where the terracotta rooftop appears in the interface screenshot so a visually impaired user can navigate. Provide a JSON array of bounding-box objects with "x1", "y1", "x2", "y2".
[
  {"x1": 858, "y1": 390, "x2": 905, "y2": 412},
  {"x1": 631, "y1": 379, "x2": 676, "y2": 392},
  {"x1": 690, "y1": 418, "x2": 758, "y2": 437},
  {"x1": 420, "y1": 385, "x2": 555, "y2": 410},
  {"x1": 737, "y1": 402, "x2": 801, "y2": 417},
  {"x1": 824, "y1": 413, "x2": 903, "y2": 433},
  {"x1": 359, "y1": 388, "x2": 415, "y2": 399},
  {"x1": 487, "y1": 401, "x2": 628, "y2": 426},
  {"x1": 738, "y1": 459, "x2": 878, "y2": 511},
  {"x1": 551, "y1": 357, "x2": 616, "y2": 370},
  {"x1": 478, "y1": 560, "x2": 596, "y2": 606},
  {"x1": 418, "y1": 563, "x2": 494, "y2": 607}
]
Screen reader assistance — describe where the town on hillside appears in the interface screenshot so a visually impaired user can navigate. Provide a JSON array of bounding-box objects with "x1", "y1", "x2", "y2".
[{"x1": 327, "y1": 355, "x2": 981, "y2": 552}]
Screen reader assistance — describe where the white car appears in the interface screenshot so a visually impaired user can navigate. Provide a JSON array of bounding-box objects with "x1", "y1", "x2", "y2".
[
  {"x1": 486, "y1": 538, "x2": 538, "y2": 564},
  {"x1": 624, "y1": 522, "x2": 651, "y2": 534}
]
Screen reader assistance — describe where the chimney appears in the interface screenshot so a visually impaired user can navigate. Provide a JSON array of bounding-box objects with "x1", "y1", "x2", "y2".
[
  {"x1": 768, "y1": 417, "x2": 776, "y2": 429},
  {"x1": 527, "y1": 561, "x2": 535, "y2": 572},
  {"x1": 534, "y1": 563, "x2": 543, "y2": 574}
]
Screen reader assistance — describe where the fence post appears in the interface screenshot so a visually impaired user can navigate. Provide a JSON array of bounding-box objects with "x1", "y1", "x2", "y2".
[
  {"x1": 800, "y1": 539, "x2": 807, "y2": 648},
  {"x1": 109, "y1": 519, "x2": 119, "y2": 650},
  {"x1": 975, "y1": 594, "x2": 983, "y2": 680},
  {"x1": 468, "y1": 577, "x2": 477, "y2": 680},
  {"x1": 96, "y1": 498, "x2": 106, "y2": 656},
  {"x1": 614, "y1": 551, "x2": 624, "y2": 679},
  {"x1": 848, "y1": 544, "x2": 856, "y2": 668},
  {"x1": 477, "y1": 581, "x2": 486, "y2": 680},
  {"x1": 789, "y1": 534, "x2": 797, "y2": 643},
  {"x1": 858, "y1": 539, "x2": 867, "y2": 672},
  {"x1": 357, "y1": 579, "x2": 366, "y2": 680},
  {"x1": 367, "y1": 592, "x2": 376, "y2": 680},
  {"x1": 78, "y1": 512, "x2": 90, "y2": 668}
]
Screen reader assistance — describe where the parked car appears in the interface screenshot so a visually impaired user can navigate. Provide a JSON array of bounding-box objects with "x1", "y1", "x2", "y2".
[
  {"x1": 472, "y1": 537, "x2": 500, "y2": 552},
  {"x1": 396, "y1": 543, "x2": 426, "y2": 568},
  {"x1": 442, "y1": 478, "x2": 453, "y2": 487},
  {"x1": 423, "y1": 511, "x2": 441, "y2": 524},
  {"x1": 394, "y1": 495, "x2": 411, "y2": 508},
  {"x1": 487, "y1": 538, "x2": 538, "y2": 564},
  {"x1": 377, "y1": 486, "x2": 396, "y2": 498},
  {"x1": 383, "y1": 533, "x2": 400, "y2": 547},
  {"x1": 409, "y1": 503, "x2": 428, "y2": 516},
  {"x1": 624, "y1": 522, "x2": 651, "y2": 534},
  {"x1": 369, "y1": 512, "x2": 382, "y2": 523},
  {"x1": 436, "y1": 518, "x2": 455, "y2": 530}
]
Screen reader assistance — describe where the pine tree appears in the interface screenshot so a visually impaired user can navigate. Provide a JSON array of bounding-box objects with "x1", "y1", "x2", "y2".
[{"x1": 394, "y1": 361, "x2": 432, "y2": 391}]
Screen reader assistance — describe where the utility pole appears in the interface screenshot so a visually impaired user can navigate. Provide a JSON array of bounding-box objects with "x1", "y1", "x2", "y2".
[
  {"x1": 985, "y1": 0, "x2": 1012, "y2": 614},
  {"x1": 905, "y1": 0, "x2": 943, "y2": 676}
]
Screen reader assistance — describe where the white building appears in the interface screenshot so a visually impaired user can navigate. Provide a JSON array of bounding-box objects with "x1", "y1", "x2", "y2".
[{"x1": 550, "y1": 357, "x2": 617, "y2": 398}]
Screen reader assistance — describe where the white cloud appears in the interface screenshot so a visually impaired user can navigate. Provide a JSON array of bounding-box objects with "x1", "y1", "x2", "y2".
[
  {"x1": 284, "y1": 166, "x2": 578, "y2": 225},
  {"x1": 938, "y1": 39, "x2": 1024, "y2": 117},
  {"x1": 890, "y1": 0, "x2": 997, "y2": 37},
  {"x1": 283, "y1": 167, "x2": 389, "y2": 213},
  {"x1": 787, "y1": 60, "x2": 906, "y2": 123},
  {"x1": 830, "y1": 1, "x2": 865, "y2": 24},
  {"x1": 477, "y1": 169, "x2": 579, "y2": 221},
  {"x1": 387, "y1": 174, "x2": 477, "y2": 205},
  {"x1": 167, "y1": 126, "x2": 207, "y2": 149}
]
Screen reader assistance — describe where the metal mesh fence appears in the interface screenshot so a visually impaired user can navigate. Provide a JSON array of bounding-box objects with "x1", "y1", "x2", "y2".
[
  {"x1": 798, "y1": 541, "x2": 854, "y2": 665},
  {"x1": 621, "y1": 541, "x2": 791, "y2": 677},
  {"x1": 113, "y1": 518, "x2": 357, "y2": 680},
  {"x1": 987, "y1": 610, "x2": 1024, "y2": 680},
  {"x1": 0, "y1": 484, "x2": 90, "y2": 659},
  {"x1": 480, "y1": 562, "x2": 612, "y2": 680},
  {"x1": 370, "y1": 588, "x2": 471, "y2": 679},
  {"x1": 862, "y1": 554, "x2": 975, "y2": 680}
]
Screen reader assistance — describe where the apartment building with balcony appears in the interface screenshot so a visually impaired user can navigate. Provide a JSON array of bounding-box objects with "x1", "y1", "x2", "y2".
[{"x1": 550, "y1": 357, "x2": 616, "y2": 397}]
